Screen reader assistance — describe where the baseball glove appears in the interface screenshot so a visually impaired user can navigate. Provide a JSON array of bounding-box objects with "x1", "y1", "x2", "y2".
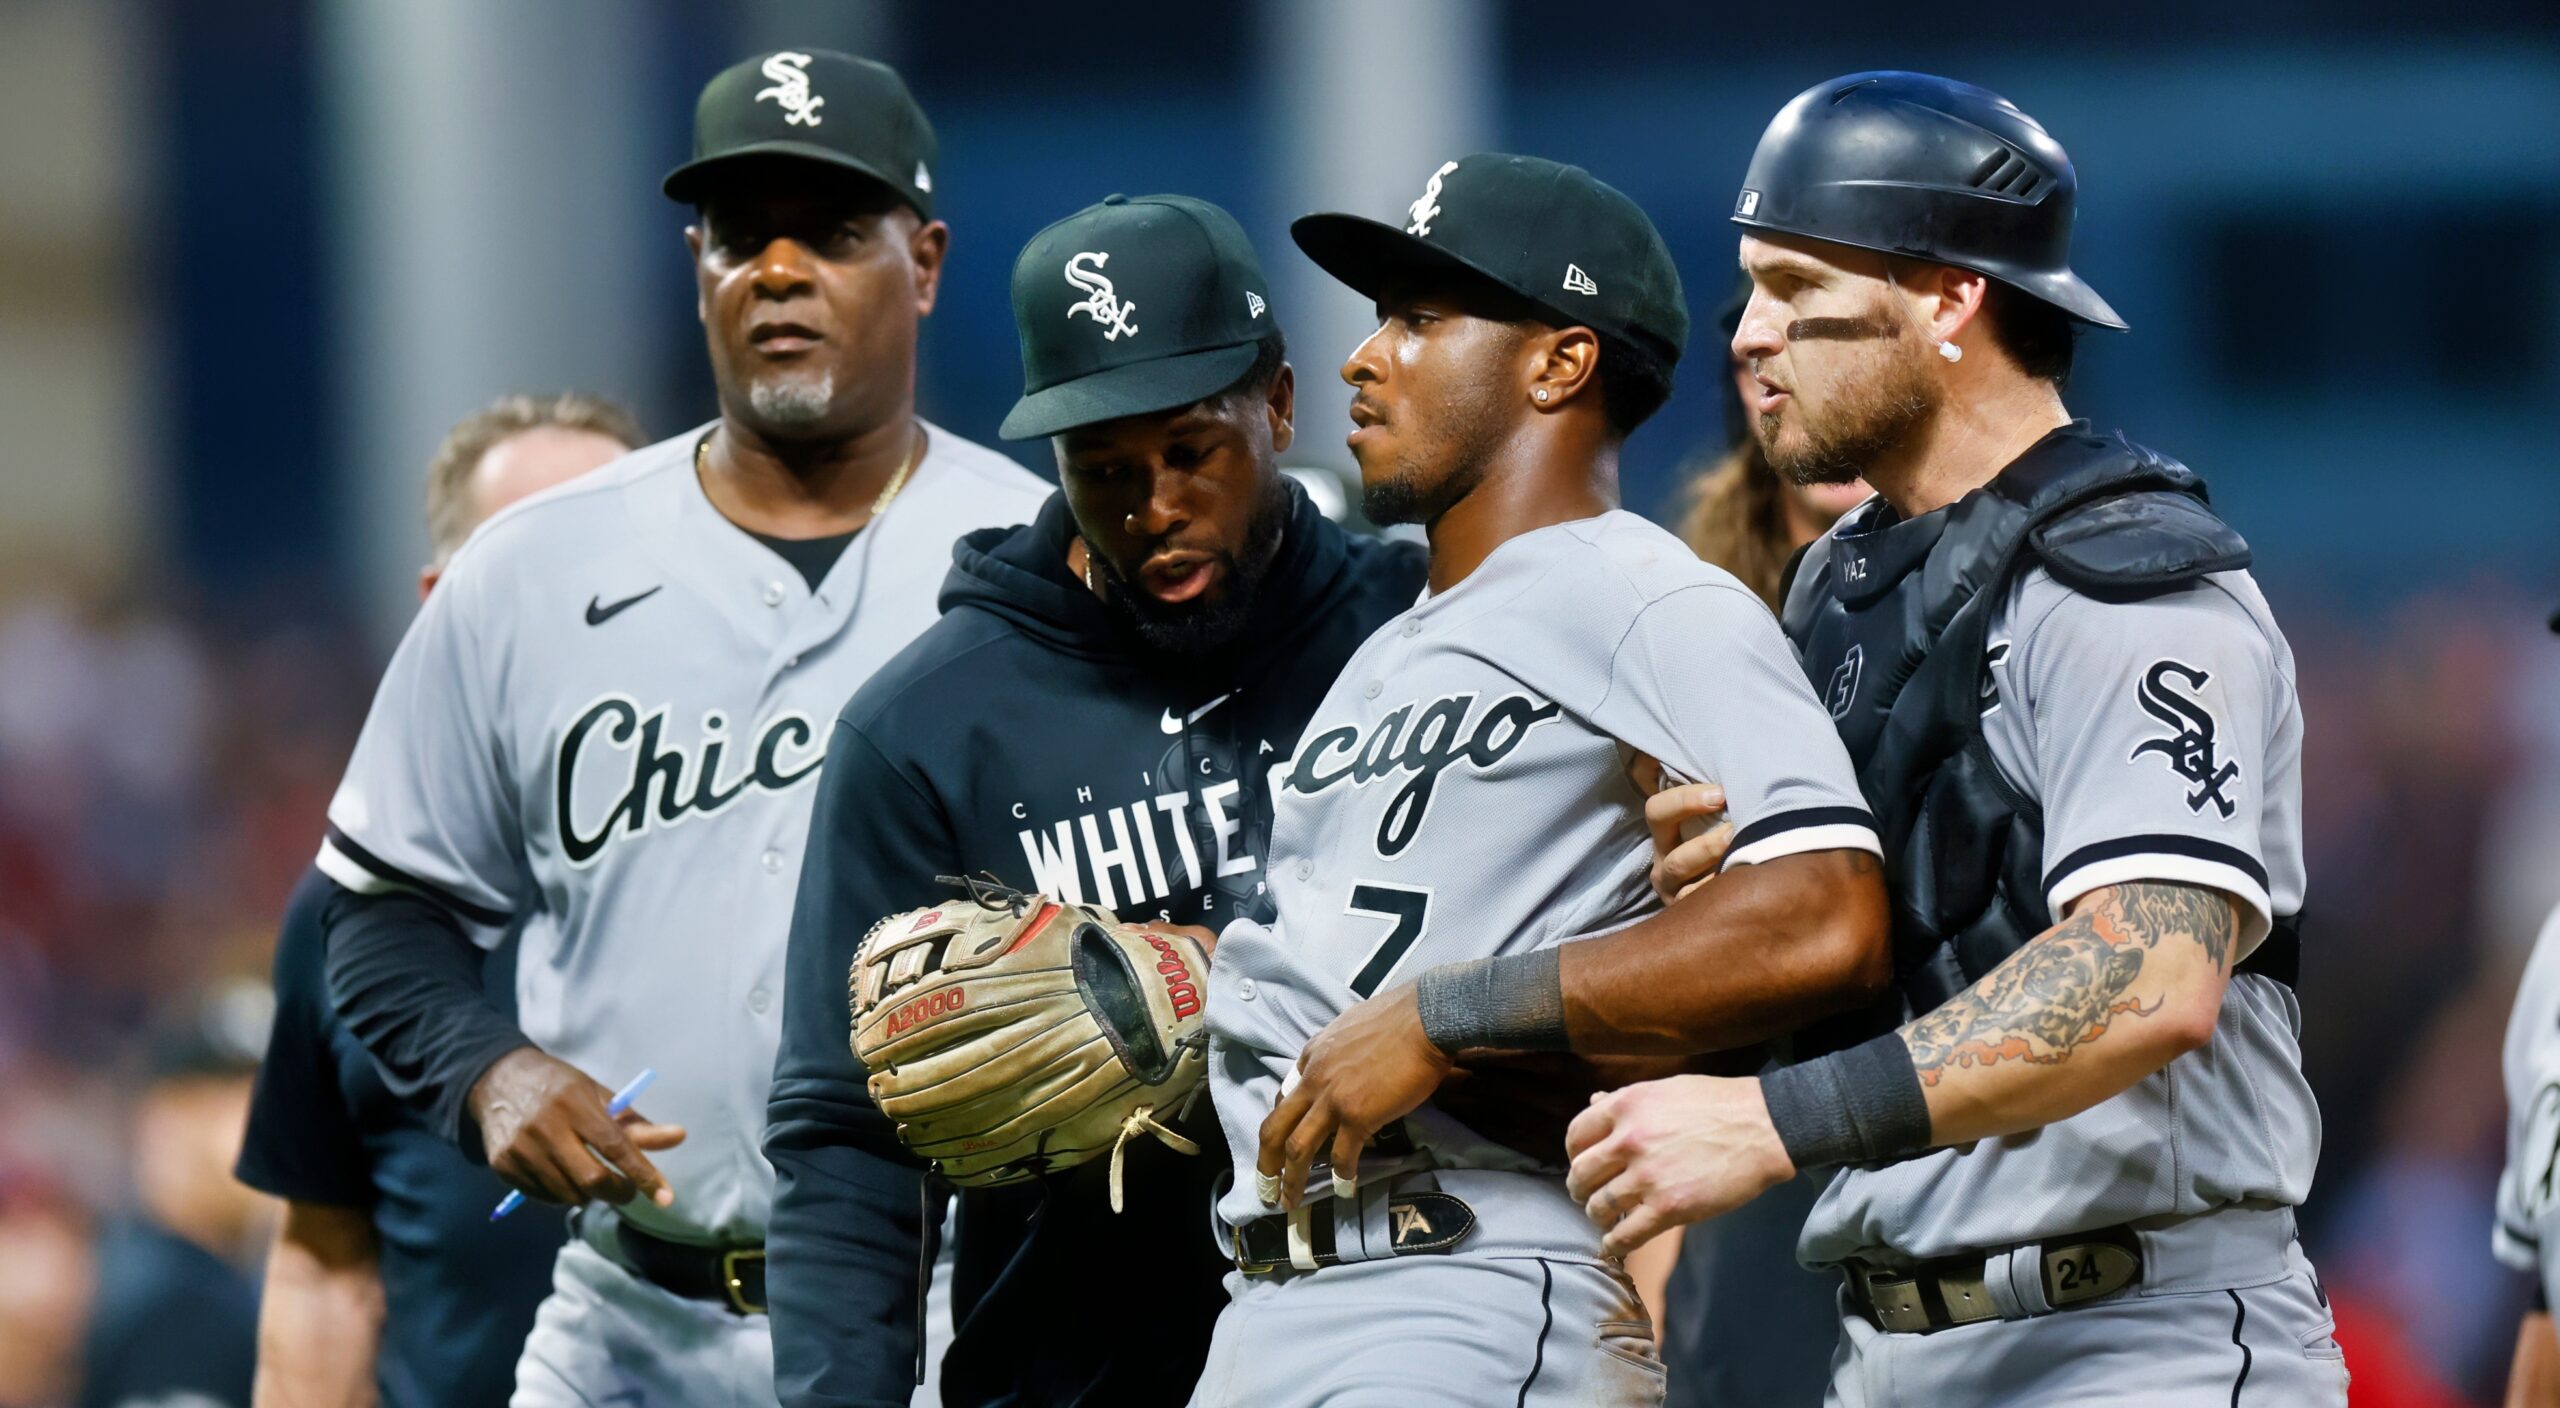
[{"x1": 849, "y1": 874, "x2": 1210, "y2": 1209}]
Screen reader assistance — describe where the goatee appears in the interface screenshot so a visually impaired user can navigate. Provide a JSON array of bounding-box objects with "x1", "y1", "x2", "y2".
[{"x1": 748, "y1": 371, "x2": 837, "y2": 429}]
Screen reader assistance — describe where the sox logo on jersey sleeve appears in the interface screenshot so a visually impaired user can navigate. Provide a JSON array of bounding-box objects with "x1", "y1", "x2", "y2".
[{"x1": 2128, "y1": 659, "x2": 2239, "y2": 818}]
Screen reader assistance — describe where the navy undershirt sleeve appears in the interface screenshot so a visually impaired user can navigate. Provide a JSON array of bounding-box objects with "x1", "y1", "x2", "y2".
[
  {"x1": 236, "y1": 868, "x2": 375, "y2": 1206},
  {"x1": 322, "y1": 878, "x2": 531, "y2": 1156}
]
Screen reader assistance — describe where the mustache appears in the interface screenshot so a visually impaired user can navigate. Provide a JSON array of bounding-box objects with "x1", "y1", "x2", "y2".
[{"x1": 1786, "y1": 314, "x2": 1903, "y2": 343}]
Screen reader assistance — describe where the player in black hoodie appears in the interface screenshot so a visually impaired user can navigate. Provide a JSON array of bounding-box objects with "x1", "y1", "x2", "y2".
[{"x1": 766, "y1": 195, "x2": 1424, "y2": 1405}]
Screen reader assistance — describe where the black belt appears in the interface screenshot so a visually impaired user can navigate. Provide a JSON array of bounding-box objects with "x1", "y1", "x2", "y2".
[
  {"x1": 1843, "y1": 1225, "x2": 2141, "y2": 1333},
  {"x1": 1230, "y1": 1191, "x2": 1475, "y2": 1276},
  {"x1": 602, "y1": 1213, "x2": 767, "y2": 1315}
]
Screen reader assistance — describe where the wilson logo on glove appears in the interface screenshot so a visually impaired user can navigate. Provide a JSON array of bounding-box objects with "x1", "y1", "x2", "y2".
[
  {"x1": 1144, "y1": 933, "x2": 1202, "y2": 1019},
  {"x1": 849, "y1": 874, "x2": 1210, "y2": 1210}
]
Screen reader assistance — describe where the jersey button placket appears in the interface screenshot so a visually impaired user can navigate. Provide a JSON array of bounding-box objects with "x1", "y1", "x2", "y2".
[
  {"x1": 760, "y1": 848, "x2": 783, "y2": 874},
  {"x1": 762, "y1": 581, "x2": 787, "y2": 607}
]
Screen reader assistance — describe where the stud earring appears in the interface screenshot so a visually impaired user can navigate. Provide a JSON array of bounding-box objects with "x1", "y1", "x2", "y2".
[{"x1": 1535, "y1": 388, "x2": 1550, "y2": 402}]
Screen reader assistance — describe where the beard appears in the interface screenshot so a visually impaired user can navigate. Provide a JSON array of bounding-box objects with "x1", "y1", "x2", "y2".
[
  {"x1": 1091, "y1": 481, "x2": 1292, "y2": 655},
  {"x1": 1761, "y1": 341, "x2": 1937, "y2": 488},
  {"x1": 1357, "y1": 376, "x2": 1513, "y2": 528},
  {"x1": 747, "y1": 369, "x2": 837, "y2": 430}
]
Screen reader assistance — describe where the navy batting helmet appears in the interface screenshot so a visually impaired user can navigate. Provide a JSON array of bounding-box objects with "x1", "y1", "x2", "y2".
[{"x1": 1733, "y1": 71, "x2": 2125, "y2": 331}]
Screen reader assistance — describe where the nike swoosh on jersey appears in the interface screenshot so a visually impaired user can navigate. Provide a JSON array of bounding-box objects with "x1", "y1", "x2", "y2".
[
  {"x1": 1159, "y1": 691, "x2": 1236, "y2": 734},
  {"x1": 584, "y1": 586, "x2": 663, "y2": 626}
]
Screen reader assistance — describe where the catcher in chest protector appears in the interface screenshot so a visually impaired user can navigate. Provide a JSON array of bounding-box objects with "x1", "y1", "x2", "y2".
[{"x1": 851, "y1": 876, "x2": 1212, "y2": 1210}]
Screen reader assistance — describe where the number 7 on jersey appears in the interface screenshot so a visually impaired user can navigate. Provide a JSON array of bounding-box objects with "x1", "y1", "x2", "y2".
[{"x1": 1346, "y1": 881, "x2": 1434, "y2": 998}]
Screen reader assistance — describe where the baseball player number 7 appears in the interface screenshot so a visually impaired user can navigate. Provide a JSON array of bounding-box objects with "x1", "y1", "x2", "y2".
[{"x1": 1345, "y1": 882, "x2": 1434, "y2": 997}]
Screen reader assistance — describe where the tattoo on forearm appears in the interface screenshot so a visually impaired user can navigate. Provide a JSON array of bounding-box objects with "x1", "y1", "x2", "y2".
[{"x1": 1901, "y1": 883, "x2": 2235, "y2": 1088}]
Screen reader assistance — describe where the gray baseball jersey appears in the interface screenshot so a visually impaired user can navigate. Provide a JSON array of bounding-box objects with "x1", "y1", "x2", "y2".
[
  {"x1": 319, "y1": 421, "x2": 1048, "y2": 1245},
  {"x1": 2495, "y1": 905, "x2": 2560, "y2": 1303},
  {"x1": 1797, "y1": 563, "x2": 2318, "y2": 1267},
  {"x1": 1205, "y1": 510, "x2": 1882, "y2": 1247}
]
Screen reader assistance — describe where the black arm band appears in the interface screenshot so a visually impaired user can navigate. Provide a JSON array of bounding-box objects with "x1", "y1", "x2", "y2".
[
  {"x1": 321, "y1": 880, "x2": 531, "y2": 1155},
  {"x1": 1414, "y1": 948, "x2": 1570, "y2": 1054},
  {"x1": 1759, "y1": 1032, "x2": 1934, "y2": 1171}
]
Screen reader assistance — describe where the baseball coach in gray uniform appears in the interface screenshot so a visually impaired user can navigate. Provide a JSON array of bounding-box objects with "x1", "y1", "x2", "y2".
[
  {"x1": 318, "y1": 50, "x2": 1046, "y2": 1407},
  {"x1": 1192, "y1": 154, "x2": 1895, "y2": 1407},
  {"x1": 1571, "y1": 72, "x2": 2340, "y2": 1406}
]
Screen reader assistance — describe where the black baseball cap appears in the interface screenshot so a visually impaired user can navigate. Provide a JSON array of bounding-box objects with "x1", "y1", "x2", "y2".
[
  {"x1": 1001, "y1": 194, "x2": 1278, "y2": 441},
  {"x1": 1292, "y1": 152, "x2": 1689, "y2": 375},
  {"x1": 662, "y1": 50, "x2": 937, "y2": 217}
]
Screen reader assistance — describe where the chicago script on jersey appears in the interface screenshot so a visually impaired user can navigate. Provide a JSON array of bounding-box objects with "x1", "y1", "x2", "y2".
[
  {"x1": 1284, "y1": 691, "x2": 1563, "y2": 856},
  {"x1": 556, "y1": 693, "x2": 825, "y2": 865}
]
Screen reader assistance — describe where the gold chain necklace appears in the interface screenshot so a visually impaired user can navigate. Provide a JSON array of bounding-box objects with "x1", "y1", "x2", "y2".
[{"x1": 695, "y1": 424, "x2": 924, "y2": 522}]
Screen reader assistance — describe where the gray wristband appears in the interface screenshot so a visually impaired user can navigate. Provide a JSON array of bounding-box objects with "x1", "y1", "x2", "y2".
[
  {"x1": 1759, "y1": 1033, "x2": 1933, "y2": 1171},
  {"x1": 1413, "y1": 948, "x2": 1570, "y2": 1054}
]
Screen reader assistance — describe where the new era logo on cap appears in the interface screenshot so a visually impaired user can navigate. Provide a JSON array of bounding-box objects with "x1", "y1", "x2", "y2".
[
  {"x1": 1736, "y1": 189, "x2": 1761, "y2": 218},
  {"x1": 1246, "y1": 291, "x2": 1266, "y2": 318},
  {"x1": 1562, "y1": 264, "x2": 1598, "y2": 296}
]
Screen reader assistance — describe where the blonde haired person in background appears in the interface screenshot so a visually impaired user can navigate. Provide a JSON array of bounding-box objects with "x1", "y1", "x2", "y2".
[{"x1": 419, "y1": 394, "x2": 647, "y2": 593}]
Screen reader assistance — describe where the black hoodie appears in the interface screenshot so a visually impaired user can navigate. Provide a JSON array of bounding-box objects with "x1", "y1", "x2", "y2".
[{"x1": 767, "y1": 484, "x2": 1424, "y2": 1407}]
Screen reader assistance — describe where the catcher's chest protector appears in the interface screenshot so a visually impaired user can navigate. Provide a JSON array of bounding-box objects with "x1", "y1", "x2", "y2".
[{"x1": 1780, "y1": 427, "x2": 2293, "y2": 1041}]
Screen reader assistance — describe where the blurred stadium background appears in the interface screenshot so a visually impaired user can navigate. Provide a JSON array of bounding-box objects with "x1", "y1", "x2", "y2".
[{"x1": 1, "y1": 1, "x2": 2555, "y2": 1402}]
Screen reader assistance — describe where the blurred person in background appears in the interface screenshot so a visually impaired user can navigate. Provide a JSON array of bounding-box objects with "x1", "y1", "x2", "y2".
[
  {"x1": 78, "y1": 984, "x2": 273, "y2": 1408},
  {"x1": 237, "y1": 393, "x2": 641, "y2": 1408},
  {"x1": 0, "y1": 1171, "x2": 94, "y2": 1408},
  {"x1": 1642, "y1": 280, "x2": 1870, "y2": 1407},
  {"x1": 315, "y1": 50, "x2": 1045, "y2": 1408}
]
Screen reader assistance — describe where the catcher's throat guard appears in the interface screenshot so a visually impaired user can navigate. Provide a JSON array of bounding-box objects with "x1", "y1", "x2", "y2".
[{"x1": 850, "y1": 875, "x2": 1209, "y2": 1209}]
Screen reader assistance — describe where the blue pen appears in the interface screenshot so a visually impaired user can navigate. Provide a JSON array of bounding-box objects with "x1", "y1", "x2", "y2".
[{"x1": 490, "y1": 1067, "x2": 659, "y2": 1221}]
